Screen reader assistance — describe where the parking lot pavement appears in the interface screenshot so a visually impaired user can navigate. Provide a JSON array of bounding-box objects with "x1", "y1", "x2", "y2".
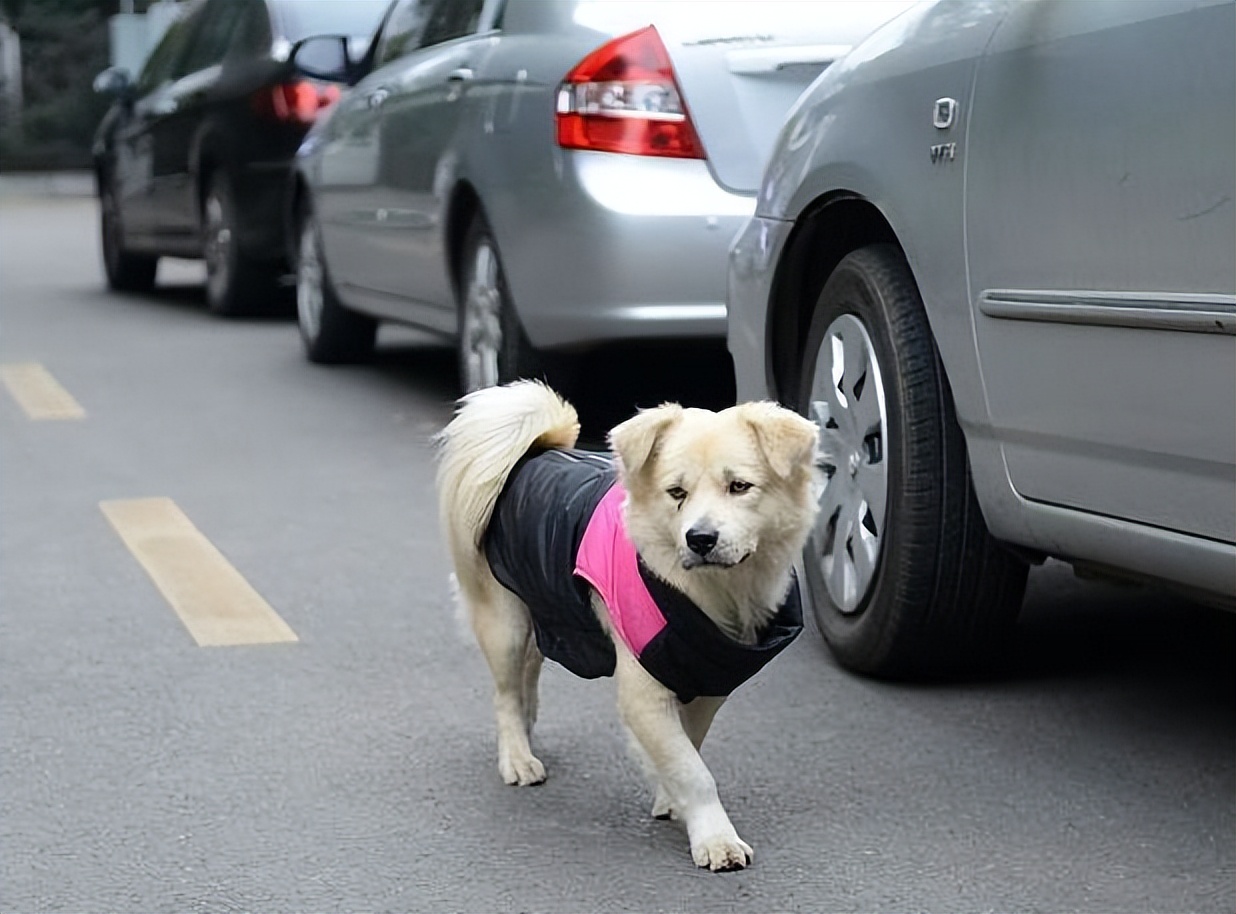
[{"x1": 1, "y1": 191, "x2": 1233, "y2": 914}]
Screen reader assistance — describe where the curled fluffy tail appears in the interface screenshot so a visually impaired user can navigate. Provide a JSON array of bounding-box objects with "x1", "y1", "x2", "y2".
[{"x1": 434, "y1": 381, "x2": 580, "y2": 594}]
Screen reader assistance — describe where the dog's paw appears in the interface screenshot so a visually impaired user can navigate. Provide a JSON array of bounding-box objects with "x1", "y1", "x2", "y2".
[
  {"x1": 691, "y1": 834, "x2": 753, "y2": 872},
  {"x1": 651, "y1": 788, "x2": 678, "y2": 821},
  {"x1": 499, "y1": 752, "x2": 546, "y2": 786}
]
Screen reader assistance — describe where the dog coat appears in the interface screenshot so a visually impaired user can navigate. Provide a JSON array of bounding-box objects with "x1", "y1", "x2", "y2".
[{"x1": 483, "y1": 448, "x2": 803, "y2": 703}]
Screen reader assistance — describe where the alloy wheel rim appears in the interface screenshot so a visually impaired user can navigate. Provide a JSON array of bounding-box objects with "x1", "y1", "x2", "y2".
[
  {"x1": 461, "y1": 239, "x2": 502, "y2": 391},
  {"x1": 203, "y1": 193, "x2": 231, "y2": 301},
  {"x1": 807, "y1": 313, "x2": 889, "y2": 613},
  {"x1": 297, "y1": 224, "x2": 323, "y2": 341}
]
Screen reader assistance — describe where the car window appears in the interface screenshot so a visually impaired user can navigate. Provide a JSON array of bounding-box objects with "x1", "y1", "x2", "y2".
[
  {"x1": 227, "y1": 0, "x2": 273, "y2": 58},
  {"x1": 180, "y1": 0, "x2": 244, "y2": 74},
  {"x1": 375, "y1": 0, "x2": 428, "y2": 67},
  {"x1": 418, "y1": 0, "x2": 484, "y2": 48},
  {"x1": 134, "y1": 13, "x2": 194, "y2": 92},
  {"x1": 490, "y1": 0, "x2": 508, "y2": 30}
]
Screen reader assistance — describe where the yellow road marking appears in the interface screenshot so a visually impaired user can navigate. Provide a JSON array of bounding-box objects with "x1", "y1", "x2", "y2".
[
  {"x1": 100, "y1": 497, "x2": 298, "y2": 647},
  {"x1": 0, "y1": 362, "x2": 85, "y2": 419}
]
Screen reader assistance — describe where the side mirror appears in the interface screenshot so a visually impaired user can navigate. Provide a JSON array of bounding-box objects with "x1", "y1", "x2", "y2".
[
  {"x1": 93, "y1": 66, "x2": 133, "y2": 98},
  {"x1": 290, "y1": 35, "x2": 353, "y2": 83}
]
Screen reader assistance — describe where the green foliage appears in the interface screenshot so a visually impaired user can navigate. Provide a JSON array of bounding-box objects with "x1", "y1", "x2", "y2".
[{"x1": 0, "y1": 0, "x2": 130, "y2": 169}]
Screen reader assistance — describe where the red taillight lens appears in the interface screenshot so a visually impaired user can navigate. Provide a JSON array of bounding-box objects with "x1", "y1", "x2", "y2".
[
  {"x1": 555, "y1": 25, "x2": 704, "y2": 159},
  {"x1": 253, "y1": 81, "x2": 341, "y2": 124}
]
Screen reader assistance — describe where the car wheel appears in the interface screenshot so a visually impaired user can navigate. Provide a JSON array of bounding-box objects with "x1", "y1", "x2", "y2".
[
  {"x1": 797, "y1": 244, "x2": 1028, "y2": 679},
  {"x1": 457, "y1": 215, "x2": 548, "y2": 393},
  {"x1": 99, "y1": 183, "x2": 157, "y2": 293},
  {"x1": 296, "y1": 206, "x2": 377, "y2": 364},
  {"x1": 202, "y1": 172, "x2": 278, "y2": 317}
]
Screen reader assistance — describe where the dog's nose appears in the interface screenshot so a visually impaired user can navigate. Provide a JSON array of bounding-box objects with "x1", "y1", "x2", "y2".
[{"x1": 686, "y1": 528, "x2": 718, "y2": 557}]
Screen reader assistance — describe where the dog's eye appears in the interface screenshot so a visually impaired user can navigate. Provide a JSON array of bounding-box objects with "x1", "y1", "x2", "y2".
[
  {"x1": 728, "y1": 480, "x2": 753, "y2": 495},
  {"x1": 666, "y1": 486, "x2": 688, "y2": 502}
]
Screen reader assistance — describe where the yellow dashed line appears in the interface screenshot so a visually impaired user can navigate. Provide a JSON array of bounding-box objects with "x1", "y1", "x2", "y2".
[
  {"x1": 0, "y1": 362, "x2": 85, "y2": 419},
  {"x1": 100, "y1": 497, "x2": 298, "y2": 647}
]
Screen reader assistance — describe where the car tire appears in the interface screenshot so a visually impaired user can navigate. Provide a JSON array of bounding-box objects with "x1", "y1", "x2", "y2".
[
  {"x1": 295, "y1": 205, "x2": 377, "y2": 364},
  {"x1": 202, "y1": 172, "x2": 280, "y2": 317},
  {"x1": 456, "y1": 215, "x2": 553, "y2": 394},
  {"x1": 99, "y1": 182, "x2": 158, "y2": 293},
  {"x1": 797, "y1": 244, "x2": 1028, "y2": 680}
]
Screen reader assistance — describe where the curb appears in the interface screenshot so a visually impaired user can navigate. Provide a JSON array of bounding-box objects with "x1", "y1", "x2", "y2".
[{"x1": 0, "y1": 171, "x2": 95, "y2": 199}]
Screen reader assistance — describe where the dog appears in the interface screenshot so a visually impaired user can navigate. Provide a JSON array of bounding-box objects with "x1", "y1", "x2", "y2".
[{"x1": 434, "y1": 380, "x2": 820, "y2": 871}]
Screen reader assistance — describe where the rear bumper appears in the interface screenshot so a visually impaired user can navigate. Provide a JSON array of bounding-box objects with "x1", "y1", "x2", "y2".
[{"x1": 494, "y1": 151, "x2": 755, "y2": 350}]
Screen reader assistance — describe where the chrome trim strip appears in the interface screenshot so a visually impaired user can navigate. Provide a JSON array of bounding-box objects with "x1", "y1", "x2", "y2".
[{"x1": 979, "y1": 290, "x2": 1236, "y2": 335}]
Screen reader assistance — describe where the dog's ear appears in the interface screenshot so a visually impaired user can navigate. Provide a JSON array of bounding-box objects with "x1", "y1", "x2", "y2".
[
  {"x1": 608, "y1": 404, "x2": 683, "y2": 483},
  {"x1": 737, "y1": 401, "x2": 819, "y2": 479}
]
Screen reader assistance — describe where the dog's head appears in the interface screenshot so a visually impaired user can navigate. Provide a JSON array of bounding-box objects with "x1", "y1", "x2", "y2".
[{"x1": 608, "y1": 401, "x2": 820, "y2": 575}]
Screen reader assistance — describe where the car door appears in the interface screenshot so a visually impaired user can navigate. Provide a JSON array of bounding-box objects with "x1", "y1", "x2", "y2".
[
  {"x1": 367, "y1": 0, "x2": 493, "y2": 319},
  {"x1": 313, "y1": 0, "x2": 426, "y2": 305},
  {"x1": 965, "y1": 0, "x2": 1236, "y2": 544},
  {"x1": 110, "y1": 13, "x2": 195, "y2": 241},
  {"x1": 144, "y1": 0, "x2": 245, "y2": 243}
]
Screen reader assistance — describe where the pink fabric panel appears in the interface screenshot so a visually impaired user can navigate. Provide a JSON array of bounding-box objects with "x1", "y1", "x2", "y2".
[{"x1": 574, "y1": 484, "x2": 666, "y2": 657}]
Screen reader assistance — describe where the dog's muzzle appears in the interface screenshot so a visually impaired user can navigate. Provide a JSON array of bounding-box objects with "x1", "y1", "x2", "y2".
[{"x1": 680, "y1": 549, "x2": 751, "y2": 570}]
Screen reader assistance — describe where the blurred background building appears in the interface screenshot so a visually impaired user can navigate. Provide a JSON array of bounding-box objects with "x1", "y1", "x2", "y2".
[{"x1": 0, "y1": 0, "x2": 182, "y2": 171}]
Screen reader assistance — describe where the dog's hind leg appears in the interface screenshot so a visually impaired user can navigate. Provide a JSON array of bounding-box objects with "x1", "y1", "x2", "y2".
[
  {"x1": 469, "y1": 589, "x2": 546, "y2": 786},
  {"x1": 521, "y1": 636, "x2": 544, "y2": 737}
]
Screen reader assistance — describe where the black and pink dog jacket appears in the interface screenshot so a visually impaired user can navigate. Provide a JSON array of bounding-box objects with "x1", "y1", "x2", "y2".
[{"x1": 482, "y1": 448, "x2": 802, "y2": 703}]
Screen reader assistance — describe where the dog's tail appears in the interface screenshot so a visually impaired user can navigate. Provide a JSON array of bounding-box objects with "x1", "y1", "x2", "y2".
[{"x1": 433, "y1": 380, "x2": 580, "y2": 596}]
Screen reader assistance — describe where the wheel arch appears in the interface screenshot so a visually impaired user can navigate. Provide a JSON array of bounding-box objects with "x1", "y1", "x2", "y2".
[
  {"x1": 767, "y1": 193, "x2": 900, "y2": 405},
  {"x1": 285, "y1": 169, "x2": 312, "y2": 269},
  {"x1": 444, "y1": 180, "x2": 484, "y2": 306},
  {"x1": 92, "y1": 154, "x2": 109, "y2": 196},
  {"x1": 773, "y1": 191, "x2": 1043, "y2": 579},
  {"x1": 191, "y1": 127, "x2": 234, "y2": 222}
]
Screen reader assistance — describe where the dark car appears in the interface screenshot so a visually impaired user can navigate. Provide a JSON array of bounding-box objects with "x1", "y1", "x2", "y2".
[{"x1": 91, "y1": 0, "x2": 387, "y2": 315}]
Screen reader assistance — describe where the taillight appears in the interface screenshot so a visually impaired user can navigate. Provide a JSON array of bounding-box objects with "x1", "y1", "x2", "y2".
[
  {"x1": 252, "y1": 81, "x2": 341, "y2": 124},
  {"x1": 555, "y1": 25, "x2": 704, "y2": 159}
]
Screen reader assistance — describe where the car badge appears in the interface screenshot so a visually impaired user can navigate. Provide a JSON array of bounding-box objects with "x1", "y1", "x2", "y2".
[{"x1": 933, "y1": 97, "x2": 957, "y2": 130}]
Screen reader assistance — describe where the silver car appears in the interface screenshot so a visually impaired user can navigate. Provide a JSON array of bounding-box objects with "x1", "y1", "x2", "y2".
[
  {"x1": 728, "y1": 0, "x2": 1236, "y2": 678},
  {"x1": 288, "y1": 0, "x2": 913, "y2": 390}
]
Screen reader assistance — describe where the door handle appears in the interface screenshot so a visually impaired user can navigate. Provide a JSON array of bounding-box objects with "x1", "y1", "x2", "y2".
[
  {"x1": 366, "y1": 87, "x2": 390, "y2": 110},
  {"x1": 446, "y1": 68, "x2": 474, "y2": 82}
]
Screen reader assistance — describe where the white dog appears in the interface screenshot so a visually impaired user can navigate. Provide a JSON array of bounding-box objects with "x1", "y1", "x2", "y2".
[{"x1": 434, "y1": 380, "x2": 820, "y2": 871}]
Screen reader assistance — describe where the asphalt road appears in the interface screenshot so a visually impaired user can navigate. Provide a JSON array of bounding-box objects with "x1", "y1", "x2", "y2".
[{"x1": 1, "y1": 186, "x2": 1232, "y2": 914}]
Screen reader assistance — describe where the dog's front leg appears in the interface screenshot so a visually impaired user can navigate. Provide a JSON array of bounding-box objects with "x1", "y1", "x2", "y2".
[
  {"x1": 651, "y1": 696, "x2": 726, "y2": 820},
  {"x1": 614, "y1": 649, "x2": 751, "y2": 871}
]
